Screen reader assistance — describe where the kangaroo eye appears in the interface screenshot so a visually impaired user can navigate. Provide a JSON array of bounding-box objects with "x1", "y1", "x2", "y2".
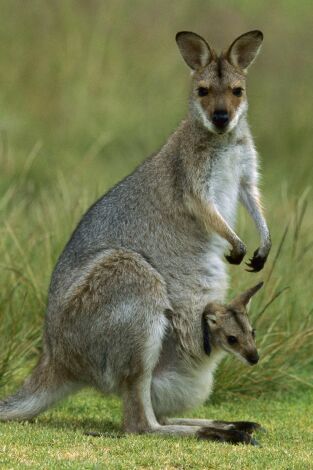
[
  {"x1": 252, "y1": 329, "x2": 256, "y2": 339},
  {"x1": 232, "y1": 87, "x2": 243, "y2": 97},
  {"x1": 227, "y1": 335, "x2": 238, "y2": 345},
  {"x1": 198, "y1": 87, "x2": 209, "y2": 97}
]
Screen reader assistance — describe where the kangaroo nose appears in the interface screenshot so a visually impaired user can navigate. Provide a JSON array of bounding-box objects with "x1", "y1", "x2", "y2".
[
  {"x1": 212, "y1": 110, "x2": 229, "y2": 129},
  {"x1": 247, "y1": 351, "x2": 259, "y2": 365}
]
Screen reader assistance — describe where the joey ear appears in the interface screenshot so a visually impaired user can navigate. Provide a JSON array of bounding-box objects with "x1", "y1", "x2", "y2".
[
  {"x1": 230, "y1": 282, "x2": 264, "y2": 308},
  {"x1": 227, "y1": 30, "x2": 263, "y2": 72},
  {"x1": 203, "y1": 303, "x2": 219, "y2": 324},
  {"x1": 206, "y1": 312, "x2": 217, "y2": 324},
  {"x1": 176, "y1": 31, "x2": 214, "y2": 70}
]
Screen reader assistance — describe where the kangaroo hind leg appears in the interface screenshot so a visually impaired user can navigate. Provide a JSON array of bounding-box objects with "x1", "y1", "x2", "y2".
[{"x1": 165, "y1": 418, "x2": 262, "y2": 434}]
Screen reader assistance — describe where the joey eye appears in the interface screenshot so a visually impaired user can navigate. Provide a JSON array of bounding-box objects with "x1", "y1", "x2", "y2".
[
  {"x1": 227, "y1": 335, "x2": 238, "y2": 345},
  {"x1": 198, "y1": 87, "x2": 209, "y2": 97},
  {"x1": 252, "y1": 329, "x2": 256, "y2": 339},
  {"x1": 232, "y1": 87, "x2": 243, "y2": 97}
]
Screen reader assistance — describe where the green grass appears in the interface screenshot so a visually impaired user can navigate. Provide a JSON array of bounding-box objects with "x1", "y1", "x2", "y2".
[
  {"x1": 0, "y1": 0, "x2": 313, "y2": 467},
  {"x1": 0, "y1": 388, "x2": 312, "y2": 469}
]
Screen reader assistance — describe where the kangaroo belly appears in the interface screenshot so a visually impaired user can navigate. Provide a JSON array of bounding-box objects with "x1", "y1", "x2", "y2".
[{"x1": 151, "y1": 351, "x2": 225, "y2": 418}]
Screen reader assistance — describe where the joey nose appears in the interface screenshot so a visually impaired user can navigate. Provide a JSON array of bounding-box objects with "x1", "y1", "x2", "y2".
[
  {"x1": 212, "y1": 110, "x2": 229, "y2": 129},
  {"x1": 247, "y1": 352, "x2": 259, "y2": 365}
]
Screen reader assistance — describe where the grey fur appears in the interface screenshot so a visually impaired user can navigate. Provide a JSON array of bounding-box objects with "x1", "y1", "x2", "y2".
[{"x1": 0, "y1": 31, "x2": 269, "y2": 442}]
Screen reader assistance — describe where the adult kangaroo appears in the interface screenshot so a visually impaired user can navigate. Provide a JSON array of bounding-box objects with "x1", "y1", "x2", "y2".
[{"x1": 0, "y1": 31, "x2": 270, "y2": 441}]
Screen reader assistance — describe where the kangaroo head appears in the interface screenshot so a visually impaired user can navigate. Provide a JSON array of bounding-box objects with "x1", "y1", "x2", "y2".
[
  {"x1": 203, "y1": 282, "x2": 263, "y2": 365},
  {"x1": 176, "y1": 30, "x2": 263, "y2": 134}
]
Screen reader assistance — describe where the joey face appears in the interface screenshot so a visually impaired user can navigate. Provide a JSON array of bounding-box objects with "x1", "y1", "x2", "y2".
[
  {"x1": 206, "y1": 305, "x2": 259, "y2": 365},
  {"x1": 176, "y1": 30, "x2": 263, "y2": 135},
  {"x1": 203, "y1": 282, "x2": 263, "y2": 365}
]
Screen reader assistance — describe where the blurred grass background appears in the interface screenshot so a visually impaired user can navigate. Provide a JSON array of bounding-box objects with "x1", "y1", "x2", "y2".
[{"x1": 0, "y1": 0, "x2": 312, "y2": 394}]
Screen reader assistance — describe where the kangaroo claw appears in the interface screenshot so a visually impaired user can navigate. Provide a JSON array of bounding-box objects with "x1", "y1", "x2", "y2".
[
  {"x1": 228, "y1": 421, "x2": 265, "y2": 435},
  {"x1": 245, "y1": 249, "x2": 267, "y2": 272},
  {"x1": 225, "y1": 246, "x2": 246, "y2": 265}
]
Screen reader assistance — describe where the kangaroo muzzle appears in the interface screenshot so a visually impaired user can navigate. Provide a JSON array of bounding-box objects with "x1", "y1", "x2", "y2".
[
  {"x1": 246, "y1": 351, "x2": 259, "y2": 365},
  {"x1": 212, "y1": 110, "x2": 229, "y2": 130}
]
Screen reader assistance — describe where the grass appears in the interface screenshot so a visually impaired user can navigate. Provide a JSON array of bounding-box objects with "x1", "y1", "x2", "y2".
[
  {"x1": 0, "y1": 388, "x2": 312, "y2": 469},
  {"x1": 0, "y1": 0, "x2": 313, "y2": 467}
]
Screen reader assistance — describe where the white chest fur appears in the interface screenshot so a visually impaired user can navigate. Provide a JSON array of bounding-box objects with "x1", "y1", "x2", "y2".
[
  {"x1": 151, "y1": 350, "x2": 225, "y2": 418},
  {"x1": 208, "y1": 141, "x2": 244, "y2": 227}
]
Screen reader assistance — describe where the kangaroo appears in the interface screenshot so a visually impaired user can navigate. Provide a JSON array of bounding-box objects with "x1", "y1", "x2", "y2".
[
  {"x1": 0, "y1": 282, "x2": 263, "y2": 445},
  {"x1": 0, "y1": 31, "x2": 270, "y2": 442}
]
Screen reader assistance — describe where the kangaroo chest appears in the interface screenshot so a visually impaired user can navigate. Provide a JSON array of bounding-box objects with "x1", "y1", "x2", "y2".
[
  {"x1": 205, "y1": 143, "x2": 242, "y2": 226},
  {"x1": 159, "y1": 142, "x2": 244, "y2": 341}
]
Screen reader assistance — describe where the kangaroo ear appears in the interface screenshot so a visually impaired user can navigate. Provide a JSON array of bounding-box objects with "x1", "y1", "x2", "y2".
[
  {"x1": 176, "y1": 31, "x2": 214, "y2": 70},
  {"x1": 230, "y1": 282, "x2": 264, "y2": 308},
  {"x1": 227, "y1": 30, "x2": 263, "y2": 72}
]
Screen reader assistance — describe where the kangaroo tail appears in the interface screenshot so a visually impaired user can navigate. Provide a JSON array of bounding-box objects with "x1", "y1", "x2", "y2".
[{"x1": 0, "y1": 356, "x2": 77, "y2": 421}]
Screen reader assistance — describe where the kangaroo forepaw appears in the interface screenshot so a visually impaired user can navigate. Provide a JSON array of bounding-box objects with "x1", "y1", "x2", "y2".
[
  {"x1": 225, "y1": 243, "x2": 246, "y2": 265},
  {"x1": 197, "y1": 427, "x2": 258, "y2": 445},
  {"x1": 245, "y1": 249, "x2": 267, "y2": 272},
  {"x1": 225, "y1": 253, "x2": 243, "y2": 265}
]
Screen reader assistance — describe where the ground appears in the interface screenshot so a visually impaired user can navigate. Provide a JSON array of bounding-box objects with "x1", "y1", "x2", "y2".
[{"x1": 0, "y1": 387, "x2": 312, "y2": 469}]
